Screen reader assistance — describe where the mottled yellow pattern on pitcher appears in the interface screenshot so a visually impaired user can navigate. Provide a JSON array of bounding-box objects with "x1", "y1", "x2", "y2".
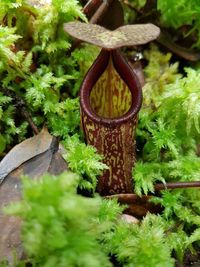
[
  {"x1": 90, "y1": 58, "x2": 132, "y2": 119},
  {"x1": 81, "y1": 110, "x2": 137, "y2": 195}
]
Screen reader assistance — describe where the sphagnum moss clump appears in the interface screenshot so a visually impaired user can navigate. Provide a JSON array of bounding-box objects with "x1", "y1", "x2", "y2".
[{"x1": 1, "y1": 1, "x2": 200, "y2": 266}]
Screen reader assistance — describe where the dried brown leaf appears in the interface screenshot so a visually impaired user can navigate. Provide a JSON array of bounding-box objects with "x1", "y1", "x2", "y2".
[
  {"x1": 0, "y1": 128, "x2": 53, "y2": 184},
  {"x1": 0, "y1": 129, "x2": 68, "y2": 264}
]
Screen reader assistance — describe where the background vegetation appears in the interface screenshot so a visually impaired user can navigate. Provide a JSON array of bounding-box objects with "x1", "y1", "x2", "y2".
[{"x1": 0, "y1": 0, "x2": 200, "y2": 266}]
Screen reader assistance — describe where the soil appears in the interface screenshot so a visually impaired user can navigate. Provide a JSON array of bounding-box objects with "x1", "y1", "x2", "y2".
[{"x1": 176, "y1": 251, "x2": 200, "y2": 267}]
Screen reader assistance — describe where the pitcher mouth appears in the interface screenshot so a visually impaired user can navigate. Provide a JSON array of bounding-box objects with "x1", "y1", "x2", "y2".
[{"x1": 80, "y1": 49, "x2": 142, "y2": 127}]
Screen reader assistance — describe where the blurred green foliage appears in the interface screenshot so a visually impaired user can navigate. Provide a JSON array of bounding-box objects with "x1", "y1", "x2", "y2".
[{"x1": 1, "y1": 1, "x2": 200, "y2": 266}]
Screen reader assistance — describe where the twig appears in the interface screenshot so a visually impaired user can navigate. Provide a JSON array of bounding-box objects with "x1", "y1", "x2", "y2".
[
  {"x1": 89, "y1": 0, "x2": 114, "y2": 24},
  {"x1": 120, "y1": 0, "x2": 144, "y2": 16},
  {"x1": 67, "y1": 0, "x2": 114, "y2": 54},
  {"x1": 157, "y1": 32, "x2": 200, "y2": 61},
  {"x1": 20, "y1": 106, "x2": 39, "y2": 135},
  {"x1": 155, "y1": 181, "x2": 200, "y2": 191},
  {"x1": 105, "y1": 193, "x2": 150, "y2": 204},
  {"x1": 105, "y1": 181, "x2": 200, "y2": 203},
  {"x1": 15, "y1": 96, "x2": 39, "y2": 135},
  {"x1": 83, "y1": 0, "x2": 103, "y2": 18},
  {"x1": 120, "y1": 0, "x2": 139, "y2": 13},
  {"x1": 1, "y1": 88, "x2": 39, "y2": 135}
]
